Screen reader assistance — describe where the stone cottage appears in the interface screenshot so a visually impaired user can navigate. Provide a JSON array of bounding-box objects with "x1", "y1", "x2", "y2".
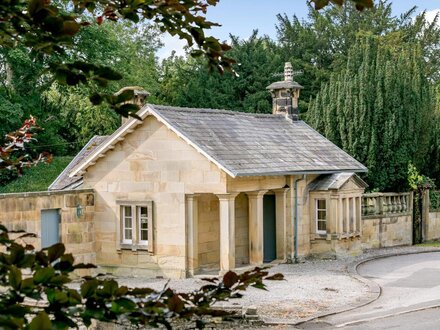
[{"x1": 45, "y1": 63, "x2": 368, "y2": 278}]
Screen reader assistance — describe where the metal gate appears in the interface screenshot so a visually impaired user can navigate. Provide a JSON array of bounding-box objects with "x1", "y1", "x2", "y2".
[
  {"x1": 41, "y1": 209, "x2": 60, "y2": 248},
  {"x1": 413, "y1": 192, "x2": 423, "y2": 245}
]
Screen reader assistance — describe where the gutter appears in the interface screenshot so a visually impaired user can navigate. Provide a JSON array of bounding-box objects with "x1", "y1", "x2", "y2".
[{"x1": 291, "y1": 174, "x2": 306, "y2": 263}]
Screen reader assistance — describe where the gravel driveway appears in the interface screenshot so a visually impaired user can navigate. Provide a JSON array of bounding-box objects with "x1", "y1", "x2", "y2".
[{"x1": 94, "y1": 246, "x2": 440, "y2": 327}]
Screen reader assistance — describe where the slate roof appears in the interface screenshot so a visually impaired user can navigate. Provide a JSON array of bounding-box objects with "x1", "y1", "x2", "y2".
[
  {"x1": 148, "y1": 104, "x2": 367, "y2": 176},
  {"x1": 309, "y1": 172, "x2": 368, "y2": 191},
  {"x1": 48, "y1": 135, "x2": 108, "y2": 190},
  {"x1": 61, "y1": 104, "x2": 367, "y2": 188}
]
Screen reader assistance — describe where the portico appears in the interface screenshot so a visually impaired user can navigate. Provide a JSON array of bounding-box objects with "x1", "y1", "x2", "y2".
[{"x1": 185, "y1": 184, "x2": 290, "y2": 276}]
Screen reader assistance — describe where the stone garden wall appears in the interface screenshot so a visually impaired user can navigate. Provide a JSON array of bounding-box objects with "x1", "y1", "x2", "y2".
[
  {"x1": 0, "y1": 189, "x2": 96, "y2": 268},
  {"x1": 426, "y1": 190, "x2": 440, "y2": 241},
  {"x1": 361, "y1": 192, "x2": 413, "y2": 249}
]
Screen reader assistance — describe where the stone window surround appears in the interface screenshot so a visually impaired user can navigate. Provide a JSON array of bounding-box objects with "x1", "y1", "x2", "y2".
[
  {"x1": 116, "y1": 200, "x2": 153, "y2": 253},
  {"x1": 310, "y1": 192, "x2": 362, "y2": 241}
]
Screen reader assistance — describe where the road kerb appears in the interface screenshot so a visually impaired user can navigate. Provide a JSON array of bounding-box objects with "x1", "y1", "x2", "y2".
[{"x1": 264, "y1": 248, "x2": 440, "y2": 327}]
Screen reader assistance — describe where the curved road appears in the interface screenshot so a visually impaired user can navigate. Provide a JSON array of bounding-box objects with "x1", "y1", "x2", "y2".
[{"x1": 300, "y1": 252, "x2": 440, "y2": 329}]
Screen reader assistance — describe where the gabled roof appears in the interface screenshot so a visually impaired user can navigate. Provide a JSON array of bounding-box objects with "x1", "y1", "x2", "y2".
[
  {"x1": 67, "y1": 104, "x2": 366, "y2": 180},
  {"x1": 48, "y1": 135, "x2": 107, "y2": 191},
  {"x1": 309, "y1": 172, "x2": 368, "y2": 191}
]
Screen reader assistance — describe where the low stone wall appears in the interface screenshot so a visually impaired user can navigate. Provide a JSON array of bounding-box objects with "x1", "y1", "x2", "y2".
[
  {"x1": 426, "y1": 211, "x2": 440, "y2": 241},
  {"x1": 0, "y1": 189, "x2": 96, "y2": 268},
  {"x1": 361, "y1": 192, "x2": 413, "y2": 249}
]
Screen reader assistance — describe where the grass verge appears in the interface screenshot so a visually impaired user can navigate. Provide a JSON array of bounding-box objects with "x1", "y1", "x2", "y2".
[{"x1": 0, "y1": 156, "x2": 73, "y2": 194}]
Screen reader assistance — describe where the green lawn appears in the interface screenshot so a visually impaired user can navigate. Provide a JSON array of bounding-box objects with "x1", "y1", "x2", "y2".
[
  {"x1": 0, "y1": 156, "x2": 73, "y2": 194},
  {"x1": 415, "y1": 241, "x2": 440, "y2": 247}
]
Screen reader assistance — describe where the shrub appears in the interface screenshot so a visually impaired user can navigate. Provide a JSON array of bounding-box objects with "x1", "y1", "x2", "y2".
[{"x1": 0, "y1": 225, "x2": 283, "y2": 329}]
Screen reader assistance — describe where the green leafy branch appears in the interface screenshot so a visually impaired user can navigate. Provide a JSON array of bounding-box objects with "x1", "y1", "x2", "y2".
[{"x1": 0, "y1": 224, "x2": 283, "y2": 329}]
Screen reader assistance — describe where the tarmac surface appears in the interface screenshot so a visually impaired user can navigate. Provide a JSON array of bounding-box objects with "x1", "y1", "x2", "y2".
[{"x1": 299, "y1": 252, "x2": 440, "y2": 329}]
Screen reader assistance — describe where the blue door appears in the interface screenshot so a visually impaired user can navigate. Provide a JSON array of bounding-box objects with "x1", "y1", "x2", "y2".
[
  {"x1": 41, "y1": 209, "x2": 60, "y2": 248},
  {"x1": 263, "y1": 195, "x2": 277, "y2": 262}
]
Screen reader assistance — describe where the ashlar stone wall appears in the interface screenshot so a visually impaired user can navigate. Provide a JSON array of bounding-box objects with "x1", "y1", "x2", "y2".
[
  {"x1": 361, "y1": 193, "x2": 413, "y2": 249},
  {"x1": 0, "y1": 189, "x2": 96, "y2": 268},
  {"x1": 83, "y1": 116, "x2": 228, "y2": 278}
]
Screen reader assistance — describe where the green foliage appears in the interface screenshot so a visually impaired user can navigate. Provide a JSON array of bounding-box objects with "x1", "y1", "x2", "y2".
[
  {"x1": 310, "y1": 0, "x2": 374, "y2": 11},
  {"x1": 0, "y1": 226, "x2": 283, "y2": 329},
  {"x1": 408, "y1": 163, "x2": 435, "y2": 192},
  {"x1": 0, "y1": 0, "x2": 234, "y2": 115},
  {"x1": 307, "y1": 35, "x2": 435, "y2": 191},
  {"x1": 0, "y1": 156, "x2": 73, "y2": 194},
  {"x1": 430, "y1": 190, "x2": 440, "y2": 211},
  {"x1": 0, "y1": 117, "x2": 52, "y2": 186},
  {"x1": 158, "y1": 31, "x2": 282, "y2": 113}
]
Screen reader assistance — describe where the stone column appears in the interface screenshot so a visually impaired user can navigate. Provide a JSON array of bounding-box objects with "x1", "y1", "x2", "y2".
[
  {"x1": 356, "y1": 196, "x2": 362, "y2": 235},
  {"x1": 274, "y1": 188, "x2": 288, "y2": 260},
  {"x1": 217, "y1": 193, "x2": 239, "y2": 272},
  {"x1": 338, "y1": 197, "x2": 343, "y2": 235},
  {"x1": 345, "y1": 198, "x2": 350, "y2": 233},
  {"x1": 330, "y1": 196, "x2": 339, "y2": 236},
  {"x1": 186, "y1": 194, "x2": 199, "y2": 277},
  {"x1": 246, "y1": 190, "x2": 268, "y2": 265}
]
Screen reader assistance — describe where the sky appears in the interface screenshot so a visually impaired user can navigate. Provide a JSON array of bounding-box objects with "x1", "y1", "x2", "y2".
[{"x1": 156, "y1": 0, "x2": 440, "y2": 59}]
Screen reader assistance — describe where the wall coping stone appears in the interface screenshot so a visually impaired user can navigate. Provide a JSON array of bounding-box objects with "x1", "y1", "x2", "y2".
[{"x1": 0, "y1": 189, "x2": 95, "y2": 200}]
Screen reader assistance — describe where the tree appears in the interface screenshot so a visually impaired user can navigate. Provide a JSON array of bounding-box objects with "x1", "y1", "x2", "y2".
[
  {"x1": 307, "y1": 34, "x2": 434, "y2": 191},
  {"x1": 275, "y1": 1, "x2": 440, "y2": 113},
  {"x1": 0, "y1": 0, "x2": 235, "y2": 117},
  {"x1": 0, "y1": 117, "x2": 52, "y2": 185},
  {"x1": 158, "y1": 31, "x2": 282, "y2": 113},
  {"x1": 0, "y1": 225, "x2": 283, "y2": 329},
  {"x1": 310, "y1": 0, "x2": 374, "y2": 10}
]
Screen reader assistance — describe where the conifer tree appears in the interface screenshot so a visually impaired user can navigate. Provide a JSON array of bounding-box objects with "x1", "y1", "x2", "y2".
[{"x1": 307, "y1": 35, "x2": 434, "y2": 191}]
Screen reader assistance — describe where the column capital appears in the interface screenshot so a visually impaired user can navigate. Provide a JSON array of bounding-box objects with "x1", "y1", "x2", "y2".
[
  {"x1": 185, "y1": 193, "x2": 201, "y2": 201},
  {"x1": 273, "y1": 188, "x2": 289, "y2": 196},
  {"x1": 246, "y1": 190, "x2": 268, "y2": 198},
  {"x1": 216, "y1": 193, "x2": 239, "y2": 201}
]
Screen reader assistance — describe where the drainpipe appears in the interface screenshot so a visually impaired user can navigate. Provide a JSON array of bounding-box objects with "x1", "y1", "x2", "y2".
[{"x1": 291, "y1": 175, "x2": 306, "y2": 263}]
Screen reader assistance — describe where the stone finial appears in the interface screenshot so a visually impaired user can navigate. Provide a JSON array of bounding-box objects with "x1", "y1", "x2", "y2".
[{"x1": 284, "y1": 62, "x2": 293, "y2": 82}]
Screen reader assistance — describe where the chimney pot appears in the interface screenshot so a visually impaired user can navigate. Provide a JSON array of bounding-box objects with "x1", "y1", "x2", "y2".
[
  {"x1": 266, "y1": 63, "x2": 303, "y2": 120},
  {"x1": 284, "y1": 62, "x2": 293, "y2": 82},
  {"x1": 116, "y1": 86, "x2": 150, "y2": 125}
]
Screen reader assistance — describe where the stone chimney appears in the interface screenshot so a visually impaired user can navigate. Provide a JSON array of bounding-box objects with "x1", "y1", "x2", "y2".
[
  {"x1": 266, "y1": 62, "x2": 303, "y2": 120},
  {"x1": 115, "y1": 86, "x2": 150, "y2": 125}
]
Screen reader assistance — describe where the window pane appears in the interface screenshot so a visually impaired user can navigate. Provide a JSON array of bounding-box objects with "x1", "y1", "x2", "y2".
[
  {"x1": 124, "y1": 206, "x2": 132, "y2": 217},
  {"x1": 141, "y1": 229, "x2": 148, "y2": 241},
  {"x1": 317, "y1": 210, "x2": 326, "y2": 220},
  {"x1": 140, "y1": 207, "x2": 148, "y2": 217},
  {"x1": 125, "y1": 217, "x2": 132, "y2": 229},
  {"x1": 317, "y1": 199, "x2": 326, "y2": 209},
  {"x1": 125, "y1": 229, "x2": 132, "y2": 240},
  {"x1": 318, "y1": 220, "x2": 326, "y2": 231}
]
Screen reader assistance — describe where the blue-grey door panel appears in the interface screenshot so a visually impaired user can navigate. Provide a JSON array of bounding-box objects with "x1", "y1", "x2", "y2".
[
  {"x1": 41, "y1": 209, "x2": 60, "y2": 248},
  {"x1": 263, "y1": 195, "x2": 277, "y2": 263}
]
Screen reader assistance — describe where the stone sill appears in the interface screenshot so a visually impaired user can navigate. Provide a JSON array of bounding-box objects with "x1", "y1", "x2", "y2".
[{"x1": 117, "y1": 244, "x2": 152, "y2": 254}]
